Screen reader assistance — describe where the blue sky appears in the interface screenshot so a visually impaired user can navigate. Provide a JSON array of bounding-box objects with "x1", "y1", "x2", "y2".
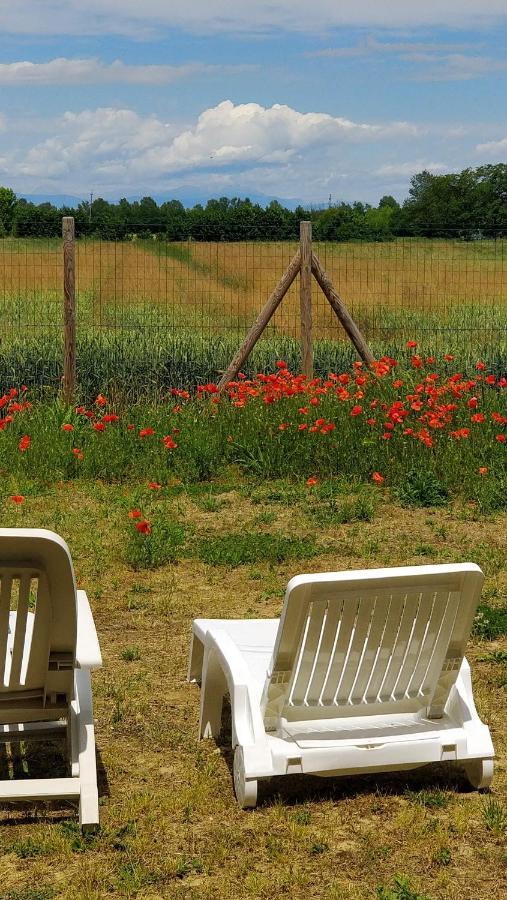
[{"x1": 0, "y1": 1, "x2": 506, "y2": 205}]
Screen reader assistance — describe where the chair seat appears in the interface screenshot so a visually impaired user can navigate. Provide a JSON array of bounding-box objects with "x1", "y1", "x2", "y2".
[{"x1": 280, "y1": 710, "x2": 461, "y2": 748}]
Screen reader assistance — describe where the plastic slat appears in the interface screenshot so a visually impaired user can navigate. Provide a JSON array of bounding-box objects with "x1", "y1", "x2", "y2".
[
  {"x1": 289, "y1": 600, "x2": 327, "y2": 706},
  {"x1": 335, "y1": 597, "x2": 376, "y2": 705},
  {"x1": 9, "y1": 574, "x2": 31, "y2": 687},
  {"x1": 349, "y1": 596, "x2": 389, "y2": 703},
  {"x1": 378, "y1": 593, "x2": 418, "y2": 701},
  {"x1": 419, "y1": 591, "x2": 460, "y2": 698},
  {"x1": 320, "y1": 597, "x2": 360, "y2": 705},
  {"x1": 392, "y1": 592, "x2": 434, "y2": 700},
  {"x1": 407, "y1": 591, "x2": 450, "y2": 698},
  {"x1": 305, "y1": 599, "x2": 344, "y2": 704},
  {"x1": 0, "y1": 575, "x2": 12, "y2": 686}
]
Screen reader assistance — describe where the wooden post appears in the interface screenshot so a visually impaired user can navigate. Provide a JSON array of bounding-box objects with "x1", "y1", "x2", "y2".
[
  {"x1": 62, "y1": 216, "x2": 76, "y2": 404},
  {"x1": 311, "y1": 252, "x2": 374, "y2": 366},
  {"x1": 299, "y1": 221, "x2": 313, "y2": 379},
  {"x1": 218, "y1": 251, "x2": 301, "y2": 392}
]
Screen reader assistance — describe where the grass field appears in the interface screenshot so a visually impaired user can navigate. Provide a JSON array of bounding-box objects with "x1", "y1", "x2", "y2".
[
  {"x1": 0, "y1": 237, "x2": 506, "y2": 397},
  {"x1": 0, "y1": 475, "x2": 505, "y2": 899}
]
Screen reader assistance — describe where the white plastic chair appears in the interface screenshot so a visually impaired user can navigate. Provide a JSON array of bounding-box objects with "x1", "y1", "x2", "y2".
[
  {"x1": 0, "y1": 529, "x2": 102, "y2": 828},
  {"x1": 189, "y1": 563, "x2": 494, "y2": 807}
]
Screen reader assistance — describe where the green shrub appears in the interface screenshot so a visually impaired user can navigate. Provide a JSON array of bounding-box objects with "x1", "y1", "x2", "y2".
[
  {"x1": 396, "y1": 469, "x2": 449, "y2": 508},
  {"x1": 125, "y1": 519, "x2": 186, "y2": 569},
  {"x1": 195, "y1": 531, "x2": 318, "y2": 566}
]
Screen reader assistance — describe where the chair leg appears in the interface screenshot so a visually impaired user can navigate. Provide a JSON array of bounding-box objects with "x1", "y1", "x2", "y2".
[
  {"x1": 199, "y1": 650, "x2": 226, "y2": 740},
  {"x1": 71, "y1": 668, "x2": 99, "y2": 830},
  {"x1": 188, "y1": 634, "x2": 204, "y2": 683}
]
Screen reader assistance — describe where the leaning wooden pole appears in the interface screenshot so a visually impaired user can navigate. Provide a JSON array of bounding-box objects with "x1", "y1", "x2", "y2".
[
  {"x1": 311, "y1": 252, "x2": 374, "y2": 366},
  {"x1": 62, "y1": 216, "x2": 76, "y2": 404},
  {"x1": 218, "y1": 251, "x2": 301, "y2": 392},
  {"x1": 299, "y1": 221, "x2": 313, "y2": 379}
]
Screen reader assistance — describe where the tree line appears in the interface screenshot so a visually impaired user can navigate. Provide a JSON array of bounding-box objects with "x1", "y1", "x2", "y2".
[{"x1": 0, "y1": 164, "x2": 505, "y2": 241}]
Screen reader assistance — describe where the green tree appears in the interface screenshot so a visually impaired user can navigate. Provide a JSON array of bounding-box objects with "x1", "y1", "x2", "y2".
[{"x1": 0, "y1": 186, "x2": 17, "y2": 234}]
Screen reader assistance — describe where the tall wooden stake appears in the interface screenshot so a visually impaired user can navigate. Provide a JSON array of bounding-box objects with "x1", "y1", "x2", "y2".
[
  {"x1": 299, "y1": 221, "x2": 313, "y2": 379},
  {"x1": 218, "y1": 251, "x2": 301, "y2": 391},
  {"x1": 62, "y1": 216, "x2": 76, "y2": 404},
  {"x1": 311, "y1": 252, "x2": 374, "y2": 366}
]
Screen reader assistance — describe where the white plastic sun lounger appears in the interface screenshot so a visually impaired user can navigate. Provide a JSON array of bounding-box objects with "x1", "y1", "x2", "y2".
[
  {"x1": 0, "y1": 529, "x2": 102, "y2": 828},
  {"x1": 189, "y1": 564, "x2": 494, "y2": 807}
]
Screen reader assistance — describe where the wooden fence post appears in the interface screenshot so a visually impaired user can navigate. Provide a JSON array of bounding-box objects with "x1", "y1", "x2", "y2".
[
  {"x1": 62, "y1": 216, "x2": 76, "y2": 404},
  {"x1": 299, "y1": 221, "x2": 313, "y2": 379}
]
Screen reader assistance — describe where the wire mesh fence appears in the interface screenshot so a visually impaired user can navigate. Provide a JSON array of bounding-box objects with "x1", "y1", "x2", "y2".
[{"x1": 0, "y1": 225, "x2": 506, "y2": 399}]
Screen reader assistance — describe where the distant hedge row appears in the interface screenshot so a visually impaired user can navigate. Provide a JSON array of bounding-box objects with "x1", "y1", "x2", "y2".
[{"x1": 0, "y1": 164, "x2": 505, "y2": 241}]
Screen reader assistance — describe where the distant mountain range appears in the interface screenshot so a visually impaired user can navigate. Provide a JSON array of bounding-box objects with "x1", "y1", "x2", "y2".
[{"x1": 21, "y1": 189, "x2": 307, "y2": 210}]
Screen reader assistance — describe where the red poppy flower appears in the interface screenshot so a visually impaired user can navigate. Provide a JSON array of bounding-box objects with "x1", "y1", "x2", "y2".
[
  {"x1": 10, "y1": 494, "x2": 24, "y2": 504},
  {"x1": 471, "y1": 413, "x2": 485, "y2": 423},
  {"x1": 139, "y1": 428, "x2": 155, "y2": 438},
  {"x1": 443, "y1": 354, "x2": 454, "y2": 362},
  {"x1": 148, "y1": 482, "x2": 161, "y2": 490},
  {"x1": 310, "y1": 397, "x2": 319, "y2": 407},
  {"x1": 476, "y1": 361, "x2": 486, "y2": 371},
  {"x1": 306, "y1": 476, "x2": 318, "y2": 487},
  {"x1": 372, "y1": 472, "x2": 384, "y2": 484},
  {"x1": 406, "y1": 340, "x2": 417, "y2": 349},
  {"x1": 350, "y1": 405, "x2": 362, "y2": 417},
  {"x1": 18, "y1": 435, "x2": 30, "y2": 452},
  {"x1": 95, "y1": 393, "x2": 107, "y2": 407},
  {"x1": 496, "y1": 434, "x2": 506, "y2": 443},
  {"x1": 92, "y1": 422, "x2": 105, "y2": 432},
  {"x1": 62, "y1": 423, "x2": 74, "y2": 432},
  {"x1": 479, "y1": 467, "x2": 488, "y2": 475},
  {"x1": 163, "y1": 435, "x2": 178, "y2": 449},
  {"x1": 135, "y1": 520, "x2": 152, "y2": 534},
  {"x1": 128, "y1": 509, "x2": 142, "y2": 519},
  {"x1": 72, "y1": 447, "x2": 83, "y2": 460}
]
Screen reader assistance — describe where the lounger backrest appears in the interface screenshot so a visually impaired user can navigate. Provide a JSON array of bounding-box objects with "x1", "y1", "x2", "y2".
[
  {"x1": 0, "y1": 529, "x2": 77, "y2": 713},
  {"x1": 261, "y1": 564, "x2": 483, "y2": 729}
]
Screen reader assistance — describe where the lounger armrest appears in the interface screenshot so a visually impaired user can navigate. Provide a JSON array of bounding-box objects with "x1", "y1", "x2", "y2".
[
  {"x1": 76, "y1": 590, "x2": 102, "y2": 670},
  {"x1": 204, "y1": 627, "x2": 267, "y2": 747}
]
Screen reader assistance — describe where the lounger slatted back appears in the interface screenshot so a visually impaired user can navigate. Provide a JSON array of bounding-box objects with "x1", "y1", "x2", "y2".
[
  {"x1": 261, "y1": 564, "x2": 484, "y2": 728},
  {"x1": 0, "y1": 529, "x2": 102, "y2": 829},
  {"x1": 0, "y1": 532, "x2": 76, "y2": 720},
  {"x1": 190, "y1": 562, "x2": 494, "y2": 807}
]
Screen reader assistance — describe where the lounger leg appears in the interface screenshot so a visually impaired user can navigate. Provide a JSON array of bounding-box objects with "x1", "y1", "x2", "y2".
[
  {"x1": 199, "y1": 650, "x2": 226, "y2": 740},
  {"x1": 188, "y1": 634, "x2": 204, "y2": 684},
  {"x1": 71, "y1": 668, "x2": 99, "y2": 830}
]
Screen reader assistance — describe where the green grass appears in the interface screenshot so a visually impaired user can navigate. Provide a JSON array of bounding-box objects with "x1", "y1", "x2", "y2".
[{"x1": 0, "y1": 477, "x2": 505, "y2": 898}]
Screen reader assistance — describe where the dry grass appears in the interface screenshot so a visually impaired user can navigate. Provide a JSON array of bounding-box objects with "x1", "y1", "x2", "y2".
[
  {"x1": 1, "y1": 238, "x2": 505, "y2": 341},
  {"x1": 0, "y1": 477, "x2": 505, "y2": 899}
]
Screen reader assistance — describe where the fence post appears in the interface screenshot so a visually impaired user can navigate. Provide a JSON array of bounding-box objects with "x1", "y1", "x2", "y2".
[
  {"x1": 299, "y1": 220, "x2": 313, "y2": 379},
  {"x1": 62, "y1": 216, "x2": 76, "y2": 404}
]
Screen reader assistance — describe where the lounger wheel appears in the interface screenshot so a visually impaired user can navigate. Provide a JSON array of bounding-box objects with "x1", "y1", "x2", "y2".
[
  {"x1": 463, "y1": 758, "x2": 494, "y2": 790},
  {"x1": 233, "y1": 747, "x2": 258, "y2": 809}
]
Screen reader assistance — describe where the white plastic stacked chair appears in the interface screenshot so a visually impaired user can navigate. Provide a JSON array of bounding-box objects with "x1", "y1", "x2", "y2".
[
  {"x1": 189, "y1": 563, "x2": 494, "y2": 807},
  {"x1": 0, "y1": 529, "x2": 102, "y2": 828}
]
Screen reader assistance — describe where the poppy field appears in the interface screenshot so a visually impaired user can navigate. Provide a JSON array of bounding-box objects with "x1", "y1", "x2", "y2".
[
  {"x1": 0, "y1": 342, "x2": 506, "y2": 898},
  {"x1": 1, "y1": 345, "x2": 505, "y2": 517}
]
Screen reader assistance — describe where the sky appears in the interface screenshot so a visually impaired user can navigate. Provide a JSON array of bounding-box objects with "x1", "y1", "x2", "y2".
[{"x1": 0, "y1": 0, "x2": 506, "y2": 206}]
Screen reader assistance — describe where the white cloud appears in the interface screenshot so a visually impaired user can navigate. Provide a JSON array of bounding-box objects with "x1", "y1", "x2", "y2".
[
  {"x1": 375, "y1": 161, "x2": 448, "y2": 177},
  {"x1": 0, "y1": 58, "x2": 255, "y2": 86},
  {"x1": 9, "y1": 100, "x2": 423, "y2": 188},
  {"x1": 476, "y1": 137, "x2": 507, "y2": 156},
  {"x1": 1, "y1": 1, "x2": 507, "y2": 36},
  {"x1": 411, "y1": 53, "x2": 507, "y2": 81}
]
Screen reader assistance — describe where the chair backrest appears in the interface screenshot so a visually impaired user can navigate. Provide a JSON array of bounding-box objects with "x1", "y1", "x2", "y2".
[
  {"x1": 261, "y1": 564, "x2": 483, "y2": 729},
  {"x1": 0, "y1": 529, "x2": 77, "y2": 713}
]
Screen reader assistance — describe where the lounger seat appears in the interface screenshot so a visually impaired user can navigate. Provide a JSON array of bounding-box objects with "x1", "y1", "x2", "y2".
[{"x1": 189, "y1": 564, "x2": 494, "y2": 807}]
